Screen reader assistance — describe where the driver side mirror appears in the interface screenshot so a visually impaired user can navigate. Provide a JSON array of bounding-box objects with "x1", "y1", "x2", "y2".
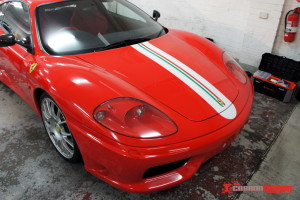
[
  {"x1": 153, "y1": 10, "x2": 161, "y2": 21},
  {"x1": 0, "y1": 34, "x2": 16, "y2": 47}
]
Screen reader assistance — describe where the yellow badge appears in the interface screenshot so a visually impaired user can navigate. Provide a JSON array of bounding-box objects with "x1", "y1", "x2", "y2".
[
  {"x1": 217, "y1": 98, "x2": 225, "y2": 106},
  {"x1": 56, "y1": 124, "x2": 61, "y2": 132},
  {"x1": 29, "y1": 63, "x2": 38, "y2": 73}
]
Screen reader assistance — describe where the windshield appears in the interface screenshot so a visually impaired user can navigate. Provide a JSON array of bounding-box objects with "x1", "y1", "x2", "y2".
[{"x1": 36, "y1": 0, "x2": 166, "y2": 55}]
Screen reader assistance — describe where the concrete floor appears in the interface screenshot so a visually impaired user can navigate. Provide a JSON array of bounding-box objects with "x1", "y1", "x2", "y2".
[
  {"x1": 1, "y1": 78, "x2": 299, "y2": 199},
  {"x1": 239, "y1": 104, "x2": 300, "y2": 200}
]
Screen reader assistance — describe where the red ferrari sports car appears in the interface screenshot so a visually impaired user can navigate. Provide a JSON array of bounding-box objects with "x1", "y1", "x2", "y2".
[{"x1": 0, "y1": 0, "x2": 253, "y2": 193}]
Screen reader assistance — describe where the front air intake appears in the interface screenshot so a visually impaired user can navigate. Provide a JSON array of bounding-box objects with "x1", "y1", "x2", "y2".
[{"x1": 143, "y1": 158, "x2": 190, "y2": 179}]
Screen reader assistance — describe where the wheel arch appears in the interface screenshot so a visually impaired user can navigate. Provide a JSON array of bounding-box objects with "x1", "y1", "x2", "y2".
[{"x1": 33, "y1": 88, "x2": 46, "y2": 116}]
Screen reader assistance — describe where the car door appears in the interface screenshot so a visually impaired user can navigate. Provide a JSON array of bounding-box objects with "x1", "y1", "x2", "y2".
[{"x1": 0, "y1": 1, "x2": 35, "y2": 103}]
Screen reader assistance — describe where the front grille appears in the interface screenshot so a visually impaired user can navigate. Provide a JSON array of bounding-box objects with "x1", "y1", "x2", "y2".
[{"x1": 143, "y1": 158, "x2": 190, "y2": 179}]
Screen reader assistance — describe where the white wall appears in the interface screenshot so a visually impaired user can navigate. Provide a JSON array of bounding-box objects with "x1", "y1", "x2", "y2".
[
  {"x1": 129, "y1": 0, "x2": 287, "y2": 67},
  {"x1": 273, "y1": 0, "x2": 300, "y2": 61}
]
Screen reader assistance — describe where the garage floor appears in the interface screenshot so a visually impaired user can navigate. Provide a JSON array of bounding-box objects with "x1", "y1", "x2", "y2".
[{"x1": 1, "y1": 80, "x2": 299, "y2": 200}]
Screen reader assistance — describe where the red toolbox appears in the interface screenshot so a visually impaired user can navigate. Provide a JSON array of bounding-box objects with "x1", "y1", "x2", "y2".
[
  {"x1": 252, "y1": 53, "x2": 300, "y2": 103},
  {"x1": 252, "y1": 71, "x2": 296, "y2": 102}
]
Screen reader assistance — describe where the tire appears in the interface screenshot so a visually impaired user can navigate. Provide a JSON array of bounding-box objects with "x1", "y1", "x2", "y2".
[{"x1": 40, "y1": 93, "x2": 81, "y2": 163}]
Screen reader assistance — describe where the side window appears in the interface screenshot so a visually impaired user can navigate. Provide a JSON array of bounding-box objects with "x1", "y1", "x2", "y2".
[
  {"x1": 2, "y1": 2, "x2": 31, "y2": 43},
  {"x1": 103, "y1": 1, "x2": 146, "y2": 23},
  {"x1": 0, "y1": 3, "x2": 8, "y2": 21}
]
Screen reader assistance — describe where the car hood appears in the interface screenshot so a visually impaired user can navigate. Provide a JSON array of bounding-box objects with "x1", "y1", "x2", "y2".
[{"x1": 76, "y1": 33, "x2": 238, "y2": 121}]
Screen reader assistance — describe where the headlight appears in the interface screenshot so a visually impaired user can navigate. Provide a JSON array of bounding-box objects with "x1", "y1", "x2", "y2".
[
  {"x1": 93, "y1": 98, "x2": 178, "y2": 139},
  {"x1": 222, "y1": 52, "x2": 247, "y2": 84}
]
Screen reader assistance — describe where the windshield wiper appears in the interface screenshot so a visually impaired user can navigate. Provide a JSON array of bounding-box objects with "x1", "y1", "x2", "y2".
[{"x1": 104, "y1": 37, "x2": 151, "y2": 50}]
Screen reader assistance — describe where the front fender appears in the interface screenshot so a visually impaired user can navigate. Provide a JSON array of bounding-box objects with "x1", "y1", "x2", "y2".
[{"x1": 29, "y1": 55, "x2": 153, "y2": 141}]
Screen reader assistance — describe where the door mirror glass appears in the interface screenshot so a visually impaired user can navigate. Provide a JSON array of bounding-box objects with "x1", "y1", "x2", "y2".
[
  {"x1": 153, "y1": 10, "x2": 161, "y2": 21},
  {"x1": 0, "y1": 34, "x2": 15, "y2": 47}
]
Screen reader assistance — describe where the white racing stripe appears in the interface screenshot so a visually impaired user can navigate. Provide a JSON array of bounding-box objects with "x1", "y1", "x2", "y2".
[{"x1": 132, "y1": 42, "x2": 237, "y2": 119}]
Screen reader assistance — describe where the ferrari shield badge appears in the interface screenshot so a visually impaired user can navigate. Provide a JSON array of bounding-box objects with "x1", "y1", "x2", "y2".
[{"x1": 29, "y1": 63, "x2": 38, "y2": 73}]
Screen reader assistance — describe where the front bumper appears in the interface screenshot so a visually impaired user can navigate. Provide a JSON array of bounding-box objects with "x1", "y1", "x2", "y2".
[{"x1": 67, "y1": 87, "x2": 253, "y2": 193}]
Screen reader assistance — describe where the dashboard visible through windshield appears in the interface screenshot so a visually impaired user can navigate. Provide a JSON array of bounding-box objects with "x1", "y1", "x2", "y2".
[{"x1": 36, "y1": 0, "x2": 166, "y2": 55}]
